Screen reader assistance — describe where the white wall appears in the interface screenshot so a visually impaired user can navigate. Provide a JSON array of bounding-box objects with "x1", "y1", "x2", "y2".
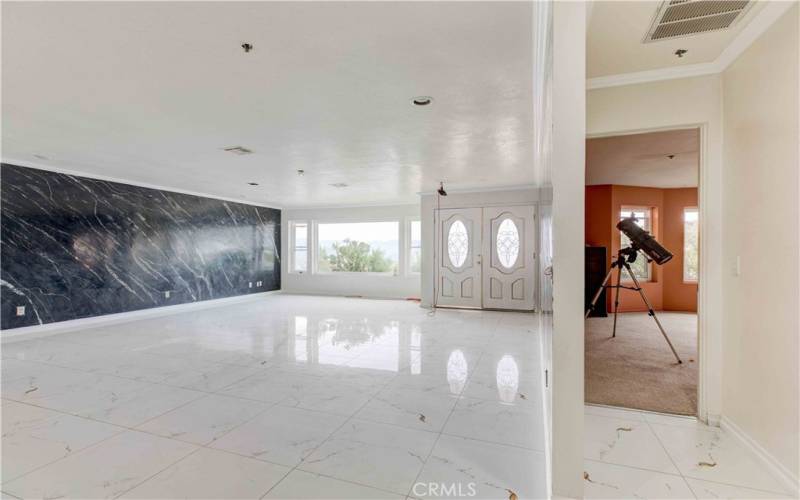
[
  {"x1": 720, "y1": 5, "x2": 799, "y2": 489},
  {"x1": 586, "y1": 7, "x2": 800, "y2": 490},
  {"x1": 550, "y1": 2, "x2": 586, "y2": 497},
  {"x1": 419, "y1": 188, "x2": 540, "y2": 308},
  {"x1": 587, "y1": 74, "x2": 725, "y2": 423},
  {"x1": 281, "y1": 204, "x2": 420, "y2": 299}
]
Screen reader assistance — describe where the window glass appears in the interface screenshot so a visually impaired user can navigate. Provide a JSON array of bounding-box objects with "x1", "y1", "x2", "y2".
[
  {"x1": 292, "y1": 223, "x2": 308, "y2": 273},
  {"x1": 619, "y1": 208, "x2": 651, "y2": 281},
  {"x1": 684, "y1": 208, "x2": 699, "y2": 282},
  {"x1": 447, "y1": 220, "x2": 469, "y2": 268},
  {"x1": 409, "y1": 220, "x2": 421, "y2": 274},
  {"x1": 318, "y1": 221, "x2": 399, "y2": 274},
  {"x1": 496, "y1": 218, "x2": 520, "y2": 268}
]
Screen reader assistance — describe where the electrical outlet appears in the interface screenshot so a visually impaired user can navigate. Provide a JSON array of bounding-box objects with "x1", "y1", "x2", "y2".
[
  {"x1": 256, "y1": 281, "x2": 262, "y2": 287},
  {"x1": 248, "y1": 282, "x2": 253, "y2": 288},
  {"x1": 164, "y1": 291, "x2": 170, "y2": 299},
  {"x1": 16, "y1": 306, "x2": 25, "y2": 317}
]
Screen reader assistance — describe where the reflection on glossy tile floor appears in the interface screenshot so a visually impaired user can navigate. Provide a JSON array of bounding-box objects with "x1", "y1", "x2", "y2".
[
  {"x1": 583, "y1": 405, "x2": 794, "y2": 499},
  {"x1": 1, "y1": 295, "x2": 547, "y2": 499}
]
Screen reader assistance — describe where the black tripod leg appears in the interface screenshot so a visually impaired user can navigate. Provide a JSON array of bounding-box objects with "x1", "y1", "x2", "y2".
[
  {"x1": 624, "y1": 263, "x2": 683, "y2": 364},
  {"x1": 585, "y1": 265, "x2": 615, "y2": 319},
  {"x1": 611, "y1": 264, "x2": 623, "y2": 338}
]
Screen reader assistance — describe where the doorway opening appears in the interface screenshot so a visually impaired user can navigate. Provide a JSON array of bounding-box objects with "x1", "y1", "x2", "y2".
[{"x1": 583, "y1": 128, "x2": 700, "y2": 416}]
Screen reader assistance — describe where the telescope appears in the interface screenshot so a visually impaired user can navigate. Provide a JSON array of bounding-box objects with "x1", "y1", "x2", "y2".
[
  {"x1": 585, "y1": 214, "x2": 682, "y2": 364},
  {"x1": 617, "y1": 216, "x2": 673, "y2": 265}
]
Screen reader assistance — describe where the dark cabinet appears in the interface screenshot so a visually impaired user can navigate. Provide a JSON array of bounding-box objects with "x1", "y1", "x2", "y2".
[{"x1": 585, "y1": 246, "x2": 608, "y2": 317}]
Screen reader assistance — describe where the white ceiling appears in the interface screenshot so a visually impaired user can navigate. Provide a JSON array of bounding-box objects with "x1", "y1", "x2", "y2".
[
  {"x1": 586, "y1": 129, "x2": 699, "y2": 188},
  {"x1": 2, "y1": 2, "x2": 534, "y2": 208},
  {"x1": 587, "y1": 0, "x2": 766, "y2": 78}
]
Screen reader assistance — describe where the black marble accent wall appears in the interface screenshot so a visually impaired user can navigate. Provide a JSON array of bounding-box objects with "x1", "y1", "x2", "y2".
[{"x1": 1, "y1": 164, "x2": 280, "y2": 330}]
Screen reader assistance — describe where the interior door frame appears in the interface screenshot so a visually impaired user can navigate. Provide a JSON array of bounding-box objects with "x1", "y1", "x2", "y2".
[{"x1": 587, "y1": 123, "x2": 708, "y2": 422}]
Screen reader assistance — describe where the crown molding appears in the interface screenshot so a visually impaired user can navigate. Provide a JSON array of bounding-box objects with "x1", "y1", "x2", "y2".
[
  {"x1": 587, "y1": 1, "x2": 795, "y2": 90},
  {"x1": 1, "y1": 157, "x2": 283, "y2": 210},
  {"x1": 587, "y1": 62, "x2": 719, "y2": 90},
  {"x1": 714, "y1": 0, "x2": 795, "y2": 71}
]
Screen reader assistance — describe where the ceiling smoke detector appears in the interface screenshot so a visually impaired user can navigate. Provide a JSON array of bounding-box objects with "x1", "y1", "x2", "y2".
[
  {"x1": 644, "y1": 0, "x2": 753, "y2": 43},
  {"x1": 223, "y1": 146, "x2": 253, "y2": 156}
]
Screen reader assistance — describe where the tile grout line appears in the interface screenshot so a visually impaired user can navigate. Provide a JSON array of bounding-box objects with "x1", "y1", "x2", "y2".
[
  {"x1": 645, "y1": 419, "x2": 794, "y2": 497},
  {"x1": 404, "y1": 344, "x2": 489, "y2": 498},
  {"x1": 5, "y1": 311, "x2": 549, "y2": 499},
  {"x1": 643, "y1": 415, "x2": 700, "y2": 499},
  {"x1": 258, "y1": 363, "x2": 404, "y2": 499},
  {"x1": 111, "y1": 446, "x2": 205, "y2": 499},
  {"x1": 261, "y1": 320, "x2": 500, "y2": 499}
]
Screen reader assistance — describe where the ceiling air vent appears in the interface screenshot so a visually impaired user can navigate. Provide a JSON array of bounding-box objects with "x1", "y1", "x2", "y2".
[
  {"x1": 222, "y1": 146, "x2": 253, "y2": 155},
  {"x1": 644, "y1": 0, "x2": 752, "y2": 43}
]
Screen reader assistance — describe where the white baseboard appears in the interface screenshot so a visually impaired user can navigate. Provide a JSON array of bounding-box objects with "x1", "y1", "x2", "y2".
[
  {"x1": 720, "y1": 415, "x2": 799, "y2": 496},
  {"x1": 706, "y1": 413, "x2": 722, "y2": 427},
  {"x1": 280, "y1": 291, "x2": 419, "y2": 302},
  {"x1": 1, "y1": 291, "x2": 281, "y2": 343}
]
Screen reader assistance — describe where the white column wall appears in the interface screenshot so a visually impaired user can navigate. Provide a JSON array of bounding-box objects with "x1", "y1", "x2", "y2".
[{"x1": 551, "y1": 2, "x2": 586, "y2": 497}]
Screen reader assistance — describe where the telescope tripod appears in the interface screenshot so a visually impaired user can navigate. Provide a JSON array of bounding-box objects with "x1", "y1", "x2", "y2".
[{"x1": 585, "y1": 248, "x2": 683, "y2": 364}]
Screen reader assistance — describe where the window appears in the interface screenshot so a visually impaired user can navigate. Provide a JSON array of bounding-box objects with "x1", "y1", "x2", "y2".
[
  {"x1": 683, "y1": 208, "x2": 699, "y2": 282},
  {"x1": 408, "y1": 219, "x2": 421, "y2": 274},
  {"x1": 317, "y1": 221, "x2": 399, "y2": 274},
  {"x1": 619, "y1": 207, "x2": 651, "y2": 281},
  {"x1": 291, "y1": 222, "x2": 308, "y2": 273},
  {"x1": 496, "y1": 218, "x2": 520, "y2": 268},
  {"x1": 447, "y1": 220, "x2": 469, "y2": 268}
]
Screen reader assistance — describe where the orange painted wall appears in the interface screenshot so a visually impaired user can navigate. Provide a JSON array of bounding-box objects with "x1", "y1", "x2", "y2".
[
  {"x1": 585, "y1": 185, "x2": 698, "y2": 313},
  {"x1": 662, "y1": 188, "x2": 698, "y2": 311}
]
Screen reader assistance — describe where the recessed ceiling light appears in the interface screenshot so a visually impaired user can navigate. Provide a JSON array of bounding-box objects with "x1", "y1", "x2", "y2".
[
  {"x1": 412, "y1": 96, "x2": 433, "y2": 106},
  {"x1": 330, "y1": 183, "x2": 348, "y2": 188},
  {"x1": 33, "y1": 154, "x2": 50, "y2": 160},
  {"x1": 223, "y1": 146, "x2": 253, "y2": 155},
  {"x1": 247, "y1": 182, "x2": 259, "y2": 186},
  {"x1": 297, "y1": 169, "x2": 305, "y2": 176}
]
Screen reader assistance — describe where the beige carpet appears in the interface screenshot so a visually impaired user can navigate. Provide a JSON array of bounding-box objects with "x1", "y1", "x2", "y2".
[{"x1": 585, "y1": 312, "x2": 698, "y2": 416}]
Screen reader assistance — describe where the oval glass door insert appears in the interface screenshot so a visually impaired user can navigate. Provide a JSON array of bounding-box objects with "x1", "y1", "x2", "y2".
[
  {"x1": 447, "y1": 220, "x2": 469, "y2": 268},
  {"x1": 496, "y1": 218, "x2": 520, "y2": 268}
]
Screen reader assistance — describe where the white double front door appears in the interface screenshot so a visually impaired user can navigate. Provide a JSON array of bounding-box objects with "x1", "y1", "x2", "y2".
[{"x1": 435, "y1": 205, "x2": 536, "y2": 311}]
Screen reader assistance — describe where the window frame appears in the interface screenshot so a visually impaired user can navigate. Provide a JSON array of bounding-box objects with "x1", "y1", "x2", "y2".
[
  {"x1": 405, "y1": 216, "x2": 422, "y2": 276},
  {"x1": 619, "y1": 205, "x2": 653, "y2": 283},
  {"x1": 313, "y1": 218, "x2": 403, "y2": 277},
  {"x1": 289, "y1": 221, "x2": 310, "y2": 274},
  {"x1": 683, "y1": 207, "x2": 699, "y2": 283}
]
